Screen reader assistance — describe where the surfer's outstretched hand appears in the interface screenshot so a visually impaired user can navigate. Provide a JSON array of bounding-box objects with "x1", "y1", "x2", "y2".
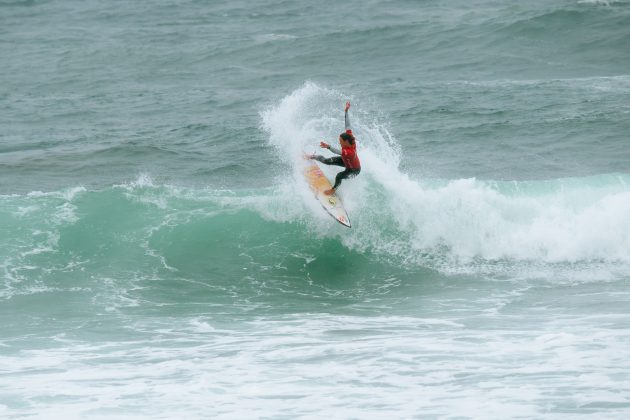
[
  {"x1": 320, "y1": 141, "x2": 329, "y2": 149},
  {"x1": 345, "y1": 101, "x2": 351, "y2": 112}
]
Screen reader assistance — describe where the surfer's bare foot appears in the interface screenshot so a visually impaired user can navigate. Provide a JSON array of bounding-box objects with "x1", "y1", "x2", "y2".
[
  {"x1": 324, "y1": 188, "x2": 335, "y2": 196},
  {"x1": 303, "y1": 153, "x2": 315, "y2": 160}
]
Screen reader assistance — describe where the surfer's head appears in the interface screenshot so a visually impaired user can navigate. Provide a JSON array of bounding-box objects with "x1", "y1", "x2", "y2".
[{"x1": 339, "y1": 131, "x2": 355, "y2": 146}]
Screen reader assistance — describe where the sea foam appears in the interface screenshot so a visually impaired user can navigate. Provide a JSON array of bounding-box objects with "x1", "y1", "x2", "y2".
[{"x1": 259, "y1": 83, "x2": 630, "y2": 268}]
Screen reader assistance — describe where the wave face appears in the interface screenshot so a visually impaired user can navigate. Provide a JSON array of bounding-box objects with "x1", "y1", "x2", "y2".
[{"x1": 3, "y1": 84, "x2": 629, "y2": 296}]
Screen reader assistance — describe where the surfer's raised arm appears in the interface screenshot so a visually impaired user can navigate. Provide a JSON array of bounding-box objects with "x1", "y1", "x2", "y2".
[
  {"x1": 319, "y1": 101, "x2": 352, "y2": 153},
  {"x1": 344, "y1": 101, "x2": 352, "y2": 134}
]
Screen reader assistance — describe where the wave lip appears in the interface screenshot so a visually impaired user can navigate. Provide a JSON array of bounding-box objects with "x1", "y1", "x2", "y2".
[{"x1": 388, "y1": 175, "x2": 630, "y2": 265}]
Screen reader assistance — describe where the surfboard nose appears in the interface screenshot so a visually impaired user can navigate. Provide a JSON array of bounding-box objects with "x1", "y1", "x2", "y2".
[{"x1": 336, "y1": 214, "x2": 351, "y2": 228}]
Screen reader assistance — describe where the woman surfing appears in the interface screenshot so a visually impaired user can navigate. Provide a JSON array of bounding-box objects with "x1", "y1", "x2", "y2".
[{"x1": 307, "y1": 102, "x2": 361, "y2": 196}]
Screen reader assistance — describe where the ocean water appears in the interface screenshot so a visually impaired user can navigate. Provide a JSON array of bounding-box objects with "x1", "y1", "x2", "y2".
[{"x1": 2, "y1": 0, "x2": 630, "y2": 418}]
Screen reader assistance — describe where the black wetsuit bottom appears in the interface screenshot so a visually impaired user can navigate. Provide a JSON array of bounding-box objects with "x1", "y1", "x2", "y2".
[{"x1": 313, "y1": 156, "x2": 361, "y2": 190}]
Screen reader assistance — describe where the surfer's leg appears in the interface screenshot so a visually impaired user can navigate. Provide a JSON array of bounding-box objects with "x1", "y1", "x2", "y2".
[
  {"x1": 332, "y1": 168, "x2": 360, "y2": 190},
  {"x1": 314, "y1": 156, "x2": 344, "y2": 167},
  {"x1": 332, "y1": 171, "x2": 349, "y2": 189}
]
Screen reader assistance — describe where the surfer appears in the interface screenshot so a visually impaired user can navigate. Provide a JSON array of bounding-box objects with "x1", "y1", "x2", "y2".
[{"x1": 308, "y1": 101, "x2": 361, "y2": 196}]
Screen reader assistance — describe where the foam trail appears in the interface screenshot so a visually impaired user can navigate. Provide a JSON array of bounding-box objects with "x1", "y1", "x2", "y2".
[{"x1": 259, "y1": 83, "x2": 630, "y2": 268}]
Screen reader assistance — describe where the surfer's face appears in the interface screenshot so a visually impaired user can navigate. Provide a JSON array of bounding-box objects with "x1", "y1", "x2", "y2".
[{"x1": 339, "y1": 136, "x2": 350, "y2": 147}]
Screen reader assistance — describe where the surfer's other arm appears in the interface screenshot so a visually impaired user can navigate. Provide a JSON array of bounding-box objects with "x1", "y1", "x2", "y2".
[{"x1": 319, "y1": 141, "x2": 341, "y2": 155}]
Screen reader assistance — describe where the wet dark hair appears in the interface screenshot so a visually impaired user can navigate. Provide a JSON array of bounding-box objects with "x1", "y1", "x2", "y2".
[{"x1": 340, "y1": 132, "x2": 355, "y2": 144}]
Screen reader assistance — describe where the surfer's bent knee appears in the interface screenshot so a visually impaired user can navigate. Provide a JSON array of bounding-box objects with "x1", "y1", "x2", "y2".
[{"x1": 332, "y1": 167, "x2": 360, "y2": 189}]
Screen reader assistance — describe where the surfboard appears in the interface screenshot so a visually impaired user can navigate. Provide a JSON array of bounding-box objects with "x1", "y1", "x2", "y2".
[{"x1": 303, "y1": 161, "x2": 351, "y2": 228}]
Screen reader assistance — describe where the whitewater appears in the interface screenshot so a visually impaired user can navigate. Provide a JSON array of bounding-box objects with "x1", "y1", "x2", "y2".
[{"x1": 261, "y1": 83, "x2": 630, "y2": 270}]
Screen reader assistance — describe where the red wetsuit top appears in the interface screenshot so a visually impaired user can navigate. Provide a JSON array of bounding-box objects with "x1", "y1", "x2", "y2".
[
  {"x1": 341, "y1": 141, "x2": 361, "y2": 169},
  {"x1": 341, "y1": 111, "x2": 361, "y2": 170}
]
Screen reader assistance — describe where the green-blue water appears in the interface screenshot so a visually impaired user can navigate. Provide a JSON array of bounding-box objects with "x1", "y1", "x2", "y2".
[{"x1": 2, "y1": 0, "x2": 630, "y2": 418}]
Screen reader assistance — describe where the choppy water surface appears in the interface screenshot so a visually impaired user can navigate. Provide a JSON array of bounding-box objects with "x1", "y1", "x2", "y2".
[{"x1": 2, "y1": 0, "x2": 630, "y2": 418}]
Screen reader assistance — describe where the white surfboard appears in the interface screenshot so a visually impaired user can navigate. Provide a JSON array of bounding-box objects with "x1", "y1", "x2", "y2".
[{"x1": 303, "y1": 161, "x2": 351, "y2": 228}]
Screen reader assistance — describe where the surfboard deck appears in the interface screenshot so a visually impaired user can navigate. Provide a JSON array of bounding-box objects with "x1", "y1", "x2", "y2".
[{"x1": 303, "y1": 161, "x2": 351, "y2": 228}]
